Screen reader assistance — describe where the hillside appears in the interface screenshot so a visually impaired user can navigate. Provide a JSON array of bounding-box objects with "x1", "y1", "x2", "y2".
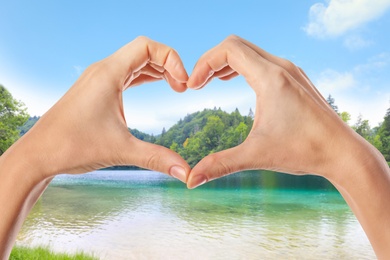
[{"x1": 156, "y1": 108, "x2": 254, "y2": 167}]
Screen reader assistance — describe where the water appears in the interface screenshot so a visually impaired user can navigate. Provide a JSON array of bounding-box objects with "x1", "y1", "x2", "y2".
[{"x1": 16, "y1": 170, "x2": 375, "y2": 259}]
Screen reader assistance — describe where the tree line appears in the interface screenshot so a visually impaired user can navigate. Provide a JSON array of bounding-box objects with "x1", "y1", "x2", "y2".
[{"x1": 1, "y1": 85, "x2": 390, "y2": 167}]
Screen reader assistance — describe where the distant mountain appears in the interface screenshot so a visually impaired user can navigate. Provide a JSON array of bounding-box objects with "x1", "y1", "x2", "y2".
[{"x1": 19, "y1": 116, "x2": 40, "y2": 136}]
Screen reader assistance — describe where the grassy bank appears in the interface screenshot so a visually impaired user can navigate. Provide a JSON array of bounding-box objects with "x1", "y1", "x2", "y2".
[{"x1": 10, "y1": 246, "x2": 98, "y2": 260}]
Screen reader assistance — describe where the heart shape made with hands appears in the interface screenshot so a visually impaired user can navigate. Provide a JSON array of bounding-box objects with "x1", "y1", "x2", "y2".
[
  {"x1": 118, "y1": 36, "x2": 333, "y2": 189},
  {"x1": 40, "y1": 36, "x2": 336, "y2": 191}
]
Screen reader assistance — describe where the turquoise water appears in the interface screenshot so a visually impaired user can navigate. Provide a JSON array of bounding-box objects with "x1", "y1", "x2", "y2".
[{"x1": 16, "y1": 170, "x2": 375, "y2": 259}]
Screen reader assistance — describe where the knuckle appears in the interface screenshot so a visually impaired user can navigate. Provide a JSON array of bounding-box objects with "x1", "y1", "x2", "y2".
[
  {"x1": 145, "y1": 152, "x2": 162, "y2": 171},
  {"x1": 206, "y1": 153, "x2": 234, "y2": 179},
  {"x1": 222, "y1": 35, "x2": 241, "y2": 48},
  {"x1": 280, "y1": 58, "x2": 298, "y2": 73},
  {"x1": 218, "y1": 159, "x2": 233, "y2": 177},
  {"x1": 134, "y1": 35, "x2": 150, "y2": 44},
  {"x1": 274, "y1": 68, "x2": 292, "y2": 87},
  {"x1": 250, "y1": 63, "x2": 286, "y2": 87},
  {"x1": 226, "y1": 34, "x2": 240, "y2": 41}
]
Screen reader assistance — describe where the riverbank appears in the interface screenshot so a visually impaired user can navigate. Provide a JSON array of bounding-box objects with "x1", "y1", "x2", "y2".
[{"x1": 10, "y1": 246, "x2": 97, "y2": 260}]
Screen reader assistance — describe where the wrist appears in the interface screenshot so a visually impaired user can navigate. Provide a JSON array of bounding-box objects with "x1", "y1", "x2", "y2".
[
  {"x1": 325, "y1": 129, "x2": 386, "y2": 186},
  {"x1": 0, "y1": 137, "x2": 53, "y2": 259},
  {"x1": 1, "y1": 133, "x2": 55, "y2": 183},
  {"x1": 324, "y1": 130, "x2": 390, "y2": 259}
]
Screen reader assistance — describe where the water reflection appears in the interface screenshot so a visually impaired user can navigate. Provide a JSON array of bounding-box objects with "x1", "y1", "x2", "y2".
[{"x1": 16, "y1": 170, "x2": 374, "y2": 259}]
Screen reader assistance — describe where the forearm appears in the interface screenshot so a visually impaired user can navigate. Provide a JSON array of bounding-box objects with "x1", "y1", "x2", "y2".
[
  {"x1": 0, "y1": 139, "x2": 53, "y2": 260},
  {"x1": 329, "y1": 136, "x2": 390, "y2": 260}
]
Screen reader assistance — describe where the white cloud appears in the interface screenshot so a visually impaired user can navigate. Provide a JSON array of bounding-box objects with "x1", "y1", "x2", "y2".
[
  {"x1": 314, "y1": 53, "x2": 390, "y2": 126},
  {"x1": 343, "y1": 35, "x2": 373, "y2": 50},
  {"x1": 315, "y1": 69, "x2": 356, "y2": 92},
  {"x1": 354, "y1": 52, "x2": 390, "y2": 72},
  {"x1": 304, "y1": 0, "x2": 390, "y2": 38}
]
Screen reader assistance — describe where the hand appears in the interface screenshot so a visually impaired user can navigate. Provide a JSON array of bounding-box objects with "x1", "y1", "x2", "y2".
[
  {"x1": 186, "y1": 35, "x2": 390, "y2": 259},
  {"x1": 186, "y1": 35, "x2": 366, "y2": 187},
  {"x1": 0, "y1": 37, "x2": 193, "y2": 258},
  {"x1": 19, "y1": 36, "x2": 190, "y2": 182}
]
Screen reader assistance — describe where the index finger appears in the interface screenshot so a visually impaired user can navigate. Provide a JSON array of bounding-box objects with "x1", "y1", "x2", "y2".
[
  {"x1": 187, "y1": 35, "x2": 277, "y2": 91},
  {"x1": 110, "y1": 36, "x2": 189, "y2": 92}
]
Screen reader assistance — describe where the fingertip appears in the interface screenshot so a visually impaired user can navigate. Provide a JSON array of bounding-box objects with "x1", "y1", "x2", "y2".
[
  {"x1": 186, "y1": 74, "x2": 201, "y2": 90},
  {"x1": 165, "y1": 49, "x2": 189, "y2": 83},
  {"x1": 187, "y1": 174, "x2": 208, "y2": 189},
  {"x1": 187, "y1": 144, "x2": 251, "y2": 189},
  {"x1": 170, "y1": 165, "x2": 188, "y2": 183},
  {"x1": 186, "y1": 82, "x2": 203, "y2": 90},
  {"x1": 171, "y1": 82, "x2": 188, "y2": 93},
  {"x1": 188, "y1": 63, "x2": 215, "y2": 90},
  {"x1": 164, "y1": 71, "x2": 188, "y2": 92},
  {"x1": 172, "y1": 66, "x2": 189, "y2": 84},
  {"x1": 175, "y1": 84, "x2": 188, "y2": 93},
  {"x1": 126, "y1": 138, "x2": 190, "y2": 181}
]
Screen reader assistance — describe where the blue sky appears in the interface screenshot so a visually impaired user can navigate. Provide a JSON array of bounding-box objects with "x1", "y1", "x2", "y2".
[{"x1": 1, "y1": 0, "x2": 390, "y2": 134}]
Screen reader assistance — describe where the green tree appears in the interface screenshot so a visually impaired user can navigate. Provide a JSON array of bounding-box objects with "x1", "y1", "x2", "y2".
[
  {"x1": 235, "y1": 122, "x2": 248, "y2": 144},
  {"x1": 248, "y1": 108, "x2": 254, "y2": 119},
  {"x1": 202, "y1": 115, "x2": 224, "y2": 151},
  {"x1": 369, "y1": 133, "x2": 383, "y2": 151},
  {"x1": 340, "y1": 111, "x2": 351, "y2": 124},
  {"x1": 150, "y1": 134, "x2": 156, "y2": 143},
  {"x1": 0, "y1": 85, "x2": 29, "y2": 155},
  {"x1": 218, "y1": 121, "x2": 248, "y2": 151},
  {"x1": 170, "y1": 141, "x2": 179, "y2": 152},
  {"x1": 182, "y1": 135, "x2": 205, "y2": 167},
  {"x1": 378, "y1": 105, "x2": 390, "y2": 162},
  {"x1": 353, "y1": 114, "x2": 371, "y2": 140},
  {"x1": 326, "y1": 94, "x2": 338, "y2": 113}
]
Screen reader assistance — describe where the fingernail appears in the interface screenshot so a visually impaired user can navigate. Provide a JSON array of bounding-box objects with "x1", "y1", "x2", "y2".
[
  {"x1": 170, "y1": 166, "x2": 187, "y2": 183},
  {"x1": 187, "y1": 81, "x2": 200, "y2": 90},
  {"x1": 189, "y1": 174, "x2": 208, "y2": 189}
]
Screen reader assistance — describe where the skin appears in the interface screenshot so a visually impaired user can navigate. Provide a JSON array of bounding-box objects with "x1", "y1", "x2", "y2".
[
  {"x1": 0, "y1": 35, "x2": 389, "y2": 259},
  {"x1": 0, "y1": 36, "x2": 191, "y2": 259},
  {"x1": 186, "y1": 35, "x2": 390, "y2": 259}
]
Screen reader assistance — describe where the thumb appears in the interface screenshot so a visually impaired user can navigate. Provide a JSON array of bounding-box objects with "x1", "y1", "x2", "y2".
[
  {"x1": 187, "y1": 142, "x2": 255, "y2": 189},
  {"x1": 118, "y1": 136, "x2": 190, "y2": 183}
]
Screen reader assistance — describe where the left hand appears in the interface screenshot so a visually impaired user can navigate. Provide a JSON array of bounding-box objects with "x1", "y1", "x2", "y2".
[{"x1": 18, "y1": 36, "x2": 190, "y2": 182}]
